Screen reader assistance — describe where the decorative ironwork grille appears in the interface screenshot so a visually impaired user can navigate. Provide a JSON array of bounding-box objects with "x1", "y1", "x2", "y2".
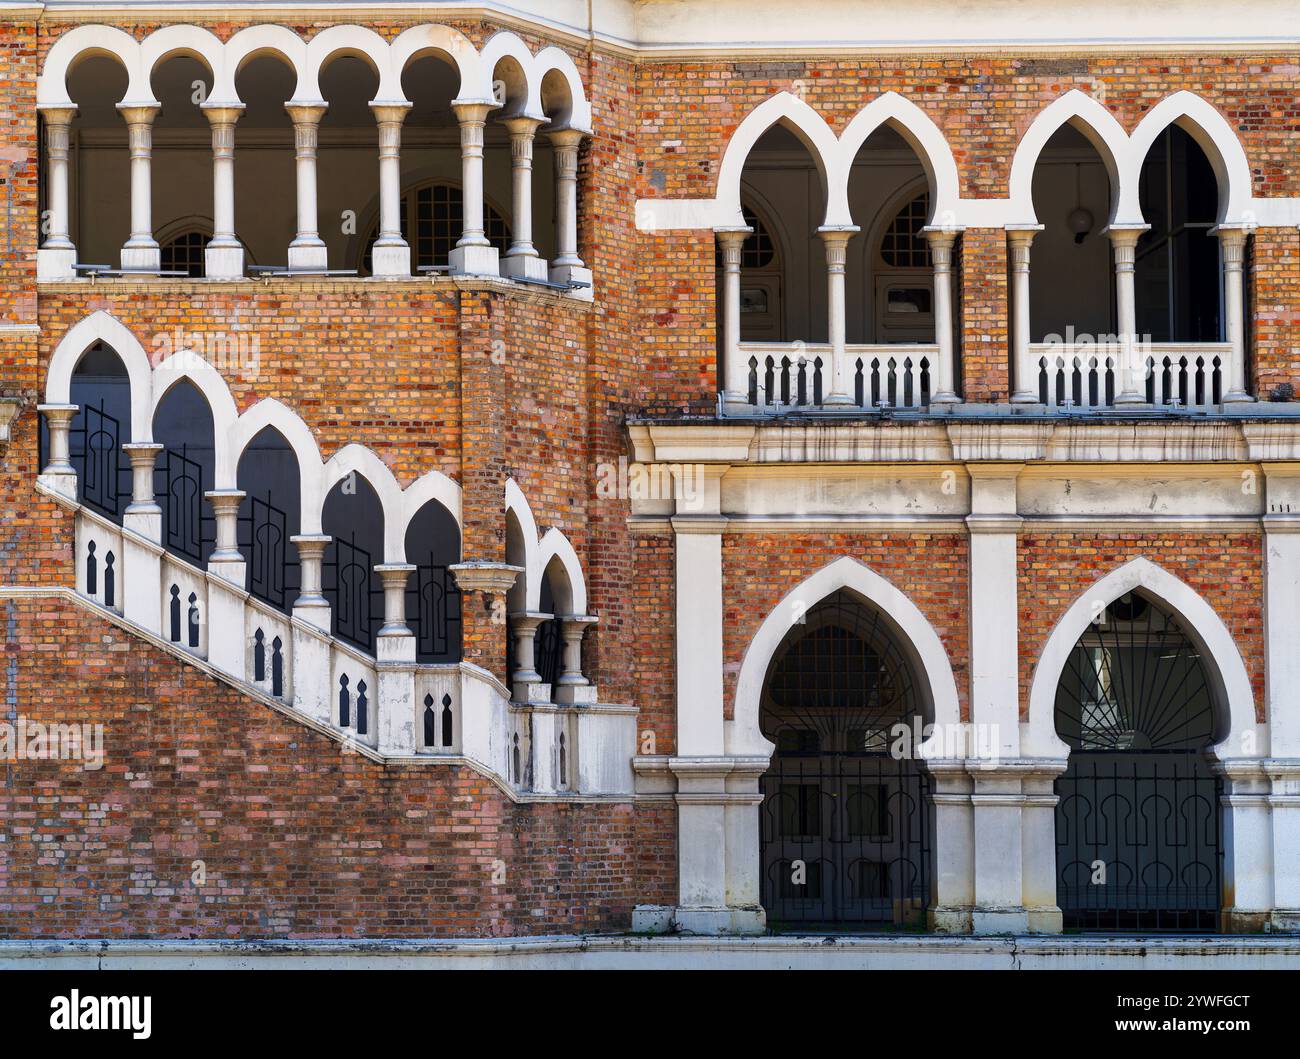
[
  {"x1": 406, "y1": 551, "x2": 463, "y2": 664},
  {"x1": 1054, "y1": 591, "x2": 1223, "y2": 932},
  {"x1": 239, "y1": 491, "x2": 299, "y2": 612},
  {"x1": 759, "y1": 591, "x2": 932, "y2": 929},
  {"x1": 156, "y1": 444, "x2": 214, "y2": 565},
  {"x1": 323, "y1": 532, "x2": 381, "y2": 653},
  {"x1": 67, "y1": 400, "x2": 129, "y2": 519}
]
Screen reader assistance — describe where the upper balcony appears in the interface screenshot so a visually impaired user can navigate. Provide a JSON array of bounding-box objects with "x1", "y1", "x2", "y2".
[
  {"x1": 678, "y1": 91, "x2": 1282, "y2": 417},
  {"x1": 34, "y1": 24, "x2": 593, "y2": 297}
]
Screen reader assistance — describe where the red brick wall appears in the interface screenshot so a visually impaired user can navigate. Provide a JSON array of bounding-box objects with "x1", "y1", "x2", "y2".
[{"x1": 0, "y1": 594, "x2": 661, "y2": 937}]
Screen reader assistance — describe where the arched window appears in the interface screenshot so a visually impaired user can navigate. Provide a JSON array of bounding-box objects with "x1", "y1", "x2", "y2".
[
  {"x1": 759, "y1": 591, "x2": 931, "y2": 929},
  {"x1": 874, "y1": 191, "x2": 934, "y2": 343},
  {"x1": 160, "y1": 230, "x2": 210, "y2": 278},
  {"x1": 1054, "y1": 591, "x2": 1222, "y2": 931},
  {"x1": 361, "y1": 183, "x2": 510, "y2": 274}
]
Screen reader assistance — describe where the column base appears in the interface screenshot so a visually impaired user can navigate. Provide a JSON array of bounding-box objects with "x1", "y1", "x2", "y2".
[
  {"x1": 449, "y1": 243, "x2": 499, "y2": 277},
  {"x1": 1222, "y1": 390, "x2": 1255, "y2": 404},
  {"x1": 287, "y1": 243, "x2": 328, "y2": 271},
  {"x1": 631, "y1": 905, "x2": 676, "y2": 934},
  {"x1": 928, "y1": 906, "x2": 974, "y2": 934},
  {"x1": 1223, "y1": 909, "x2": 1271, "y2": 933},
  {"x1": 549, "y1": 263, "x2": 592, "y2": 299},
  {"x1": 37, "y1": 470, "x2": 79, "y2": 503},
  {"x1": 206, "y1": 557, "x2": 247, "y2": 590},
  {"x1": 120, "y1": 244, "x2": 161, "y2": 272},
  {"x1": 501, "y1": 254, "x2": 549, "y2": 282},
  {"x1": 292, "y1": 598, "x2": 331, "y2": 634},
  {"x1": 37, "y1": 246, "x2": 77, "y2": 281},
  {"x1": 1269, "y1": 910, "x2": 1300, "y2": 933},
  {"x1": 370, "y1": 242, "x2": 411, "y2": 279},
  {"x1": 554, "y1": 683, "x2": 598, "y2": 705},
  {"x1": 204, "y1": 243, "x2": 245, "y2": 279},
  {"x1": 1026, "y1": 907, "x2": 1063, "y2": 934},
  {"x1": 971, "y1": 908, "x2": 1029, "y2": 934},
  {"x1": 672, "y1": 906, "x2": 767, "y2": 936},
  {"x1": 376, "y1": 629, "x2": 416, "y2": 664},
  {"x1": 512, "y1": 681, "x2": 553, "y2": 704}
]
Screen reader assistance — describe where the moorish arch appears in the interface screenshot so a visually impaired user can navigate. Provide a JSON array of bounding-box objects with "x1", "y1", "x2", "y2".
[
  {"x1": 1023, "y1": 556, "x2": 1260, "y2": 760},
  {"x1": 728, "y1": 556, "x2": 963, "y2": 760}
]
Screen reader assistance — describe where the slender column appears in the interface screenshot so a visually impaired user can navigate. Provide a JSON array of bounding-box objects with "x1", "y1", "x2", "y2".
[
  {"x1": 117, "y1": 104, "x2": 161, "y2": 271},
  {"x1": 285, "y1": 102, "x2": 328, "y2": 271},
  {"x1": 202, "y1": 103, "x2": 245, "y2": 278},
  {"x1": 818, "y1": 227, "x2": 859, "y2": 406},
  {"x1": 121, "y1": 442, "x2": 163, "y2": 550},
  {"x1": 369, "y1": 102, "x2": 412, "y2": 278},
  {"x1": 1216, "y1": 225, "x2": 1253, "y2": 402},
  {"x1": 548, "y1": 127, "x2": 591, "y2": 292},
  {"x1": 448, "y1": 101, "x2": 498, "y2": 277},
  {"x1": 204, "y1": 490, "x2": 244, "y2": 564},
  {"x1": 1007, "y1": 226, "x2": 1043, "y2": 403},
  {"x1": 37, "y1": 403, "x2": 77, "y2": 476},
  {"x1": 555, "y1": 614, "x2": 598, "y2": 705},
  {"x1": 925, "y1": 227, "x2": 961, "y2": 404},
  {"x1": 289, "y1": 534, "x2": 333, "y2": 725},
  {"x1": 374, "y1": 563, "x2": 416, "y2": 638},
  {"x1": 716, "y1": 227, "x2": 752, "y2": 409},
  {"x1": 500, "y1": 116, "x2": 548, "y2": 281},
  {"x1": 1108, "y1": 225, "x2": 1149, "y2": 404},
  {"x1": 37, "y1": 106, "x2": 78, "y2": 280},
  {"x1": 509, "y1": 612, "x2": 548, "y2": 702},
  {"x1": 203, "y1": 489, "x2": 247, "y2": 677}
]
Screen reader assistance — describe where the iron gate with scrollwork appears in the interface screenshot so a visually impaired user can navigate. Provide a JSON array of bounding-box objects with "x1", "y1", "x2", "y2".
[
  {"x1": 1053, "y1": 591, "x2": 1223, "y2": 932},
  {"x1": 759, "y1": 591, "x2": 932, "y2": 929}
]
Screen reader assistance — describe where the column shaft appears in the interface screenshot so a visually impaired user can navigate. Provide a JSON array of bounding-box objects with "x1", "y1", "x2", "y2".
[
  {"x1": 118, "y1": 104, "x2": 161, "y2": 271},
  {"x1": 285, "y1": 103, "x2": 328, "y2": 271}
]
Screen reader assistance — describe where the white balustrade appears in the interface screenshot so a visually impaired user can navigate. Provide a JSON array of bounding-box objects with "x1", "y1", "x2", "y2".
[
  {"x1": 735, "y1": 341, "x2": 941, "y2": 412},
  {"x1": 1028, "y1": 341, "x2": 1234, "y2": 410}
]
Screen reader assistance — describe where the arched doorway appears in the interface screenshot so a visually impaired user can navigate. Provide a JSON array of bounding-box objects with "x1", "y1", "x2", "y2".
[
  {"x1": 1053, "y1": 590, "x2": 1223, "y2": 932},
  {"x1": 759, "y1": 590, "x2": 932, "y2": 929}
]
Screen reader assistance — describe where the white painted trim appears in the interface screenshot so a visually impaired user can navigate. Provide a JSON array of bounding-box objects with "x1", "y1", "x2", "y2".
[
  {"x1": 728, "y1": 554, "x2": 962, "y2": 757},
  {"x1": 1023, "y1": 556, "x2": 1261, "y2": 757},
  {"x1": 537, "y1": 526, "x2": 587, "y2": 614},
  {"x1": 503, "y1": 477, "x2": 589, "y2": 614},
  {"x1": 46, "y1": 309, "x2": 155, "y2": 441}
]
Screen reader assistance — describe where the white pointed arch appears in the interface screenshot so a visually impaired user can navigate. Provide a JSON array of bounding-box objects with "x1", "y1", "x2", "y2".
[
  {"x1": 389, "y1": 24, "x2": 482, "y2": 103},
  {"x1": 504, "y1": 478, "x2": 541, "y2": 611},
  {"x1": 715, "y1": 92, "x2": 843, "y2": 228},
  {"x1": 1024, "y1": 557, "x2": 1261, "y2": 760},
  {"x1": 728, "y1": 556, "x2": 962, "y2": 758},
  {"x1": 1129, "y1": 91, "x2": 1254, "y2": 224},
  {"x1": 320, "y1": 444, "x2": 403, "y2": 562},
  {"x1": 397, "y1": 469, "x2": 464, "y2": 550},
  {"x1": 37, "y1": 25, "x2": 144, "y2": 107},
  {"x1": 150, "y1": 350, "x2": 240, "y2": 486},
  {"x1": 46, "y1": 311, "x2": 155, "y2": 441},
  {"x1": 838, "y1": 92, "x2": 961, "y2": 226},
  {"x1": 537, "y1": 528, "x2": 588, "y2": 615},
  {"x1": 1008, "y1": 89, "x2": 1132, "y2": 226},
  {"x1": 230, "y1": 398, "x2": 326, "y2": 533}
]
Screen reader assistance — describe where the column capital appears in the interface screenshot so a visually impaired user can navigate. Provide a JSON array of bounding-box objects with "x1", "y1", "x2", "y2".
[
  {"x1": 284, "y1": 100, "x2": 328, "y2": 124},
  {"x1": 450, "y1": 99, "x2": 494, "y2": 125},
  {"x1": 37, "y1": 103, "x2": 78, "y2": 125},
  {"x1": 450, "y1": 561, "x2": 522, "y2": 595},
  {"x1": 200, "y1": 101, "x2": 245, "y2": 124},
  {"x1": 546, "y1": 125, "x2": 587, "y2": 150},
  {"x1": 501, "y1": 114, "x2": 545, "y2": 138},
  {"x1": 116, "y1": 102, "x2": 161, "y2": 124},
  {"x1": 369, "y1": 100, "x2": 412, "y2": 121},
  {"x1": 36, "y1": 402, "x2": 78, "y2": 423},
  {"x1": 1102, "y1": 222, "x2": 1150, "y2": 248}
]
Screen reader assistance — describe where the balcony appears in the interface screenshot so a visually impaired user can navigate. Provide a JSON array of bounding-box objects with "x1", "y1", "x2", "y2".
[
  {"x1": 1024, "y1": 341, "x2": 1240, "y2": 411},
  {"x1": 730, "y1": 341, "x2": 943, "y2": 413}
]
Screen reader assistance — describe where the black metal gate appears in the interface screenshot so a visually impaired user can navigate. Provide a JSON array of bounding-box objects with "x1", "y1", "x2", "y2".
[
  {"x1": 759, "y1": 591, "x2": 932, "y2": 929},
  {"x1": 1053, "y1": 591, "x2": 1223, "y2": 932}
]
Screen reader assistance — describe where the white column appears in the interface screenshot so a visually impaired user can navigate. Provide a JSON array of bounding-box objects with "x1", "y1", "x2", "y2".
[
  {"x1": 447, "y1": 101, "x2": 498, "y2": 277},
  {"x1": 285, "y1": 102, "x2": 328, "y2": 271},
  {"x1": 204, "y1": 489, "x2": 247, "y2": 679},
  {"x1": 927, "y1": 760, "x2": 974, "y2": 932},
  {"x1": 925, "y1": 226, "x2": 960, "y2": 404},
  {"x1": 555, "y1": 614, "x2": 598, "y2": 705},
  {"x1": 716, "y1": 227, "x2": 752, "y2": 410},
  {"x1": 369, "y1": 102, "x2": 412, "y2": 279},
  {"x1": 1109, "y1": 225, "x2": 1150, "y2": 404},
  {"x1": 1216, "y1": 760, "x2": 1274, "y2": 931},
  {"x1": 36, "y1": 403, "x2": 79, "y2": 498},
  {"x1": 548, "y1": 127, "x2": 592, "y2": 292},
  {"x1": 818, "y1": 226, "x2": 859, "y2": 406},
  {"x1": 120, "y1": 442, "x2": 164, "y2": 636},
  {"x1": 117, "y1": 104, "x2": 161, "y2": 272},
  {"x1": 290, "y1": 534, "x2": 332, "y2": 725},
  {"x1": 500, "y1": 115, "x2": 548, "y2": 282},
  {"x1": 1216, "y1": 224, "x2": 1253, "y2": 403},
  {"x1": 509, "y1": 612, "x2": 549, "y2": 703},
  {"x1": 202, "y1": 103, "x2": 245, "y2": 279},
  {"x1": 1008, "y1": 226, "x2": 1043, "y2": 403},
  {"x1": 37, "y1": 106, "x2": 78, "y2": 280}
]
